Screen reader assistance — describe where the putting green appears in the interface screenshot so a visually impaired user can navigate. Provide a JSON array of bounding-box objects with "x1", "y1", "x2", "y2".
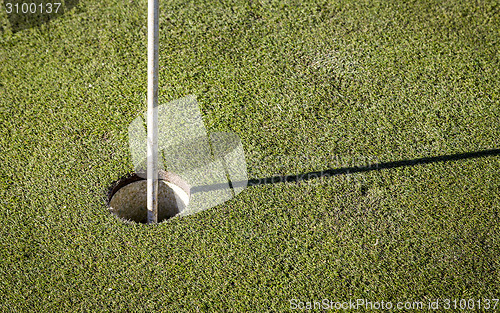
[{"x1": 0, "y1": 0, "x2": 499, "y2": 311}]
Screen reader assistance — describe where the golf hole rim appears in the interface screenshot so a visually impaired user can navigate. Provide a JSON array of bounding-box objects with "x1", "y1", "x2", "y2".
[{"x1": 106, "y1": 170, "x2": 191, "y2": 224}]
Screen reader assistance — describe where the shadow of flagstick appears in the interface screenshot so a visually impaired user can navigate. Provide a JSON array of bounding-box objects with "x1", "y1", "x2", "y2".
[{"x1": 191, "y1": 148, "x2": 500, "y2": 193}]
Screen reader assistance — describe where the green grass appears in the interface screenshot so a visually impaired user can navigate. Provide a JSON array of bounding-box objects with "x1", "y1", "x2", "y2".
[{"x1": 1, "y1": 0, "x2": 499, "y2": 311}]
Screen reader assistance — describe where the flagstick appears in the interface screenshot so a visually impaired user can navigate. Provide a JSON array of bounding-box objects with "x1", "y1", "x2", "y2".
[{"x1": 147, "y1": 0, "x2": 159, "y2": 224}]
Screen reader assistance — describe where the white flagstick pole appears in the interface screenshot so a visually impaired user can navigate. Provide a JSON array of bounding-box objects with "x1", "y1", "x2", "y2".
[{"x1": 147, "y1": 0, "x2": 159, "y2": 224}]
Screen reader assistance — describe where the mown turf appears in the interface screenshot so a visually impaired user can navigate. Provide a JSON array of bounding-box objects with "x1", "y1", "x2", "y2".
[{"x1": 0, "y1": 0, "x2": 499, "y2": 311}]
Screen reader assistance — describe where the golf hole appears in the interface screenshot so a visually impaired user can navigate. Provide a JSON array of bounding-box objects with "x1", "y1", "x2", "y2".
[{"x1": 107, "y1": 170, "x2": 191, "y2": 224}]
